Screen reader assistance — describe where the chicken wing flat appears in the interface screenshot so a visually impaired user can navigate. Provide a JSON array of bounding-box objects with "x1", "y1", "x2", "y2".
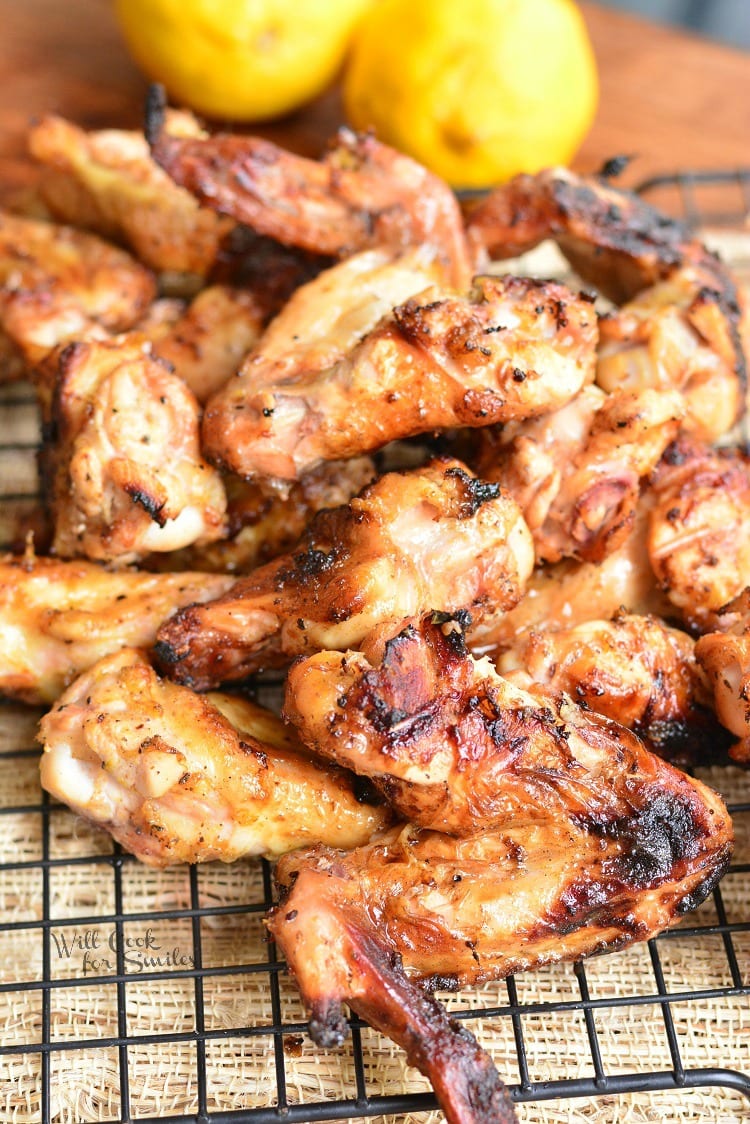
[
  {"x1": 28, "y1": 111, "x2": 234, "y2": 281},
  {"x1": 269, "y1": 776, "x2": 730, "y2": 1121},
  {"x1": 475, "y1": 385, "x2": 683, "y2": 563},
  {"x1": 44, "y1": 336, "x2": 227, "y2": 562},
  {"x1": 148, "y1": 106, "x2": 472, "y2": 289},
  {"x1": 203, "y1": 270, "x2": 598, "y2": 483},
  {"x1": 648, "y1": 439, "x2": 750, "y2": 631},
  {"x1": 145, "y1": 456, "x2": 376, "y2": 575},
  {"x1": 39, "y1": 648, "x2": 389, "y2": 866},
  {"x1": 0, "y1": 210, "x2": 155, "y2": 376},
  {"x1": 0, "y1": 553, "x2": 233, "y2": 703},
  {"x1": 597, "y1": 266, "x2": 745, "y2": 442},
  {"x1": 497, "y1": 612, "x2": 716, "y2": 765},
  {"x1": 470, "y1": 492, "x2": 673, "y2": 653},
  {"x1": 284, "y1": 612, "x2": 718, "y2": 834},
  {"x1": 695, "y1": 589, "x2": 750, "y2": 763},
  {"x1": 154, "y1": 458, "x2": 534, "y2": 690}
]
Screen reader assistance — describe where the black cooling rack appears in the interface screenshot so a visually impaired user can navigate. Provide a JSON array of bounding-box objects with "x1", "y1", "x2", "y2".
[{"x1": 1, "y1": 169, "x2": 749, "y2": 1124}]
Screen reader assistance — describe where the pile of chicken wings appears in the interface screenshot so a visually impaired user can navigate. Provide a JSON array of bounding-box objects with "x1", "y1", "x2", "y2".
[{"x1": 1, "y1": 90, "x2": 747, "y2": 1122}]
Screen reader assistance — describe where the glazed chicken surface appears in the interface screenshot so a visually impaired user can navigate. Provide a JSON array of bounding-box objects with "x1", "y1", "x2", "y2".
[
  {"x1": 154, "y1": 458, "x2": 534, "y2": 690},
  {"x1": 695, "y1": 589, "x2": 750, "y2": 764},
  {"x1": 474, "y1": 385, "x2": 684, "y2": 564},
  {"x1": 283, "y1": 612, "x2": 719, "y2": 835},
  {"x1": 0, "y1": 209, "x2": 155, "y2": 378},
  {"x1": 44, "y1": 335, "x2": 227, "y2": 562},
  {"x1": 39, "y1": 648, "x2": 389, "y2": 866},
  {"x1": 0, "y1": 554, "x2": 234, "y2": 703},
  {"x1": 203, "y1": 267, "x2": 598, "y2": 483}
]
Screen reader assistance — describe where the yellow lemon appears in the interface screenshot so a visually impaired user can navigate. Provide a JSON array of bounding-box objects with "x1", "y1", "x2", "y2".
[
  {"x1": 343, "y1": 0, "x2": 598, "y2": 188},
  {"x1": 115, "y1": 0, "x2": 373, "y2": 122}
]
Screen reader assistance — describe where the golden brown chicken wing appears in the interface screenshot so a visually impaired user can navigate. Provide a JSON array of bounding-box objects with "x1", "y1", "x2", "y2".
[
  {"x1": 0, "y1": 210, "x2": 155, "y2": 378},
  {"x1": 0, "y1": 553, "x2": 234, "y2": 703},
  {"x1": 475, "y1": 385, "x2": 683, "y2": 563},
  {"x1": 148, "y1": 105, "x2": 472, "y2": 289},
  {"x1": 28, "y1": 111, "x2": 234, "y2": 282},
  {"x1": 44, "y1": 336, "x2": 227, "y2": 563},
  {"x1": 648, "y1": 439, "x2": 750, "y2": 631},
  {"x1": 695, "y1": 589, "x2": 750, "y2": 764},
  {"x1": 154, "y1": 458, "x2": 534, "y2": 690},
  {"x1": 39, "y1": 648, "x2": 389, "y2": 866},
  {"x1": 497, "y1": 611, "x2": 716, "y2": 764},
  {"x1": 203, "y1": 267, "x2": 598, "y2": 483}
]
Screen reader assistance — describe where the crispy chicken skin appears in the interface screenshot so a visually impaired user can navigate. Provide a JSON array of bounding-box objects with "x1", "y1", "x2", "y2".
[
  {"x1": 695, "y1": 589, "x2": 750, "y2": 764},
  {"x1": 203, "y1": 269, "x2": 598, "y2": 483},
  {"x1": 597, "y1": 266, "x2": 745, "y2": 442},
  {"x1": 45, "y1": 337, "x2": 227, "y2": 563},
  {"x1": 475, "y1": 386, "x2": 683, "y2": 564},
  {"x1": 283, "y1": 612, "x2": 718, "y2": 835},
  {"x1": 28, "y1": 111, "x2": 234, "y2": 280},
  {"x1": 154, "y1": 458, "x2": 534, "y2": 690},
  {"x1": 648, "y1": 439, "x2": 750, "y2": 631},
  {"x1": 39, "y1": 648, "x2": 389, "y2": 866},
  {"x1": 497, "y1": 612, "x2": 716, "y2": 764},
  {"x1": 0, "y1": 554, "x2": 233, "y2": 704},
  {"x1": 464, "y1": 168, "x2": 747, "y2": 431},
  {"x1": 471, "y1": 493, "x2": 673, "y2": 653},
  {"x1": 148, "y1": 107, "x2": 472, "y2": 289},
  {"x1": 269, "y1": 775, "x2": 730, "y2": 1120},
  {"x1": 0, "y1": 210, "x2": 155, "y2": 376},
  {"x1": 150, "y1": 284, "x2": 266, "y2": 402},
  {"x1": 145, "y1": 457, "x2": 376, "y2": 575}
]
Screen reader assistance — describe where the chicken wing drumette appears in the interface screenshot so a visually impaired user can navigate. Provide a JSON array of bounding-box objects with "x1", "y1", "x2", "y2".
[
  {"x1": 44, "y1": 336, "x2": 227, "y2": 562},
  {"x1": 203, "y1": 263, "x2": 598, "y2": 483},
  {"x1": 39, "y1": 648, "x2": 389, "y2": 866},
  {"x1": 496, "y1": 611, "x2": 716, "y2": 765},
  {"x1": 154, "y1": 458, "x2": 534, "y2": 690},
  {"x1": 0, "y1": 210, "x2": 155, "y2": 380},
  {"x1": 474, "y1": 385, "x2": 683, "y2": 564},
  {"x1": 0, "y1": 553, "x2": 233, "y2": 703},
  {"x1": 695, "y1": 589, "x2": 750, "y2": 764}
]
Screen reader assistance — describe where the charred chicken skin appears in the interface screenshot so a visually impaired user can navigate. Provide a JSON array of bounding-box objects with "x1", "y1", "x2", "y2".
[
  {"x1": 44, "y1": 336, "x2": 227, "y2": 563},
  {"x1": 39, "y1": 648, "x2": 389, "y2": 866},
  {"x1": 0, "y1": 553, "x2": 234, "y2": 704},
  {"x1": 497, "y1": 611, "x2": 716, "y2": 765},
  {"x1": 474, "y1": 385, "x2": 683, "y2": 564},
  {"x1": 203, "y1": 267, "x2": 598, "y2": 484},
  {"x1": 695, "y1": 589, "x2": 750, "y2": 763},
  {"x1": 283, "y1": 613, "x2": 719, "y2": 836},
  {"x1": 154, "y1": 458, "x2": 534, "y2": 691}
]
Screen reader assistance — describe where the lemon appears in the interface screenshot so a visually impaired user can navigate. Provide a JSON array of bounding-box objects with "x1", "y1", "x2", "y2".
[
  {"x1": 115, "y1": 0, "x2": 373, "y2": 122},
  {"x1": 343, "y1": 0, "x2": 598, "y2": 188}
]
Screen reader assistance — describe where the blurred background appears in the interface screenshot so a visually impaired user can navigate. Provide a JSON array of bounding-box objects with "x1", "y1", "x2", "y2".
[{"x1": 598, "y1": 0, "x2": 750, "y2": 48}]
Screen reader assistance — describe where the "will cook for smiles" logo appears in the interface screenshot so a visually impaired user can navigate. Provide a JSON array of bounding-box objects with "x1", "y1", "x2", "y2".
[{"x1": 50, "y1": 926, "x2": 195, "y2": 975}]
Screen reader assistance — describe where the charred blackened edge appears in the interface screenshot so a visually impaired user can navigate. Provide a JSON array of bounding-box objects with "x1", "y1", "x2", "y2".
[
  {"x1": 123, "y1": 483, "x2": 168, "y2": 525},
  {"x1": 308, "y1": 999, "x2": 350, "y2": 1049},
  {"x1": 675, "y1": 842, "x2": 733, "y2": 914},
  {"x1": 444, "y1": 464, "x2": 502, "y2": 517}
]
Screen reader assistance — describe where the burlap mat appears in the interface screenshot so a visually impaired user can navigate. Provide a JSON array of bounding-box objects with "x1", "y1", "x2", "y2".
[{"x1": 1, "y1": 229, "x2": 749, "y2": 1123}]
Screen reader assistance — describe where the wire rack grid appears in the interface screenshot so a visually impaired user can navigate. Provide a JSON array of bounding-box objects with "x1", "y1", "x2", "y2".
[{"x1": 0, "y1": 170, "x2": 749, "y2": 1124}]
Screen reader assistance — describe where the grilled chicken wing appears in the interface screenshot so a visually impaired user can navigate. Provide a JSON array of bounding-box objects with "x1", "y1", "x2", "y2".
[
  {"x1": 284, "y1": 612, "x2": 716, "y2": 834},
  {"x1": 471, "y1": 493, "x2": 672, "y2": 652},
  {"x1": 28, "y1": 111, "x2": 233, "y2": 282},
  {"x1": 0, "y1": 554, "x2": 233, "y2": 704},
  {"x1": 44, "y1": 337, "x2": 227, "y2": 563},
  {"x1": 475, "y1": 385, "x2": 683, "y2": 563},
  {"x1": 39, "y1": 648, "x2": 389, "y2": 866},
  {"x1": 145, "y1": 456, "x2": 376, "y2": 575},
  {"x1": 270, "y1": 769, "x2": 730, "y2": 1122},
  {"x1": 648, "y1": 439, "x2": 750, "y2": 631},
  {"x1": 154, "y1": 458, "x2": 534, "y2": 690},
  {"x1": 148, "y1": 108, "x2": 472, "y2": 289},
  {"x1": 203, "y1": 268, "x2": 598, "y2": 483},
  {"x1": 695, "y1": 589, "x2": 750, "y2": 764},
  {"x1": 496, "y1": 611, "x2": 716, "y2": 764},
  {"x1": 597, "y1": 266, "x2": 745, "y2": 442},
  {"x1": 0, "y1": 210, "x2": 155, "y2": 378}
]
